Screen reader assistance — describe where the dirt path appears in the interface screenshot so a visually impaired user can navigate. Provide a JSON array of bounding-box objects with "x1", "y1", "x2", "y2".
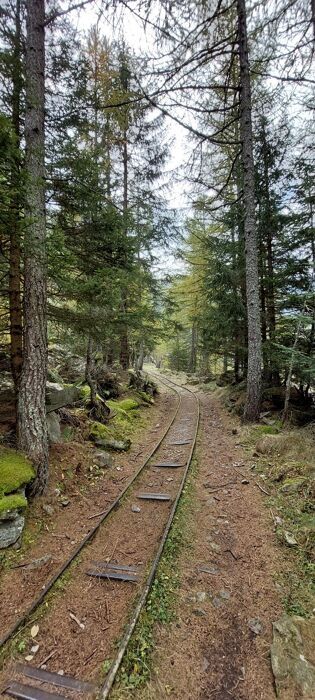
[{"x1": 141, "y1": 387, "x2": 286, "y2": 700}]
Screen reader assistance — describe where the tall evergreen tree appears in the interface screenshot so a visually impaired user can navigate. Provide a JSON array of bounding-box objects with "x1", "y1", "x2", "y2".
[{"x1": 17, "y1": 0, "x2": 48, "y2": 496}]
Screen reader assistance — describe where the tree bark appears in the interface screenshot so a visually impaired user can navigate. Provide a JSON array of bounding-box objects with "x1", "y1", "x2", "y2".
[
  {"x1": 9, "y1": 0, "x2": 23, "y2": 402},
  {"x1": 135, "y1": 340, "x2": 144, "y2": 371},
  {"x1": 188, "y1": 322, "x2": 197, "y2": 373},
  {"x1": 17, "y1": 0, "x2": 48, "y2": 496},
  {"x1": 237, "y1": 0, "x2": 262, "y2": 421},
  {"x1": 261, "y1": 124, "x2": 276, "y2": 341},
  {"x1": 119, "y1": 58, "x2": 130, "y2": 370},
  {"x1": 120, "y1": 134, "x2": 129, "y2": 370}
]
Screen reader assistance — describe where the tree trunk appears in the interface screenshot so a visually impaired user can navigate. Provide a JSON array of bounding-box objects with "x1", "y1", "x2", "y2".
[
  {"x1": 85, "y1": 335, "x2": 97, "y2": 405},
  {"x1": 283, "y1": 313, "x2": 304, "y2": 423},
  {"x1": 17, "y1": 0, "x2": 48, "y2": 496},
  {"x1": 188, "y1": 322, "x2": 197, "y2": 373},
  {"x1": 135, "y1": 341, "x2": 145, "y2": 371},
  {"x1": 120, "y1": 133, "x2": 129, "y2": 370},
  {"x1": 120, "y1": 318, "x2": 129, "y2": 370},
  {"x1": 261, "y1": 124, "x2": 277, "y2": 342},
  {"x1": 237, "y1": 0, "x2": 262, "y2": 421},
  {"x1": 9, "y1": 0, "x2": 23, "y2": 403}
]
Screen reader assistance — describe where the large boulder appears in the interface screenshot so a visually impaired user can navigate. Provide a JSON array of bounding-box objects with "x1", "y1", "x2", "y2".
[
  {"x1": 0, "y1": 512, "x2": 25, "y2": 549},
  {"x1": 95, "y1": 438, "x2": 131, "y2": 452},
  {"x1": 48, "y1": 347, "x2": 85, "y2": 383},
  {"x1": 47, "y1": 411, "x2": 62, "y2": 444},
  {"x1": 0, "y1": 382, "x2": 82, "y2": 423},
  {"x1": 271, "y1": 614, "x2": 315, "y2": 698},
  {"x1": 0, "y1": 493, "x2": 28, "y2": 549},
  {"x1": 46, "y1": 383, "x2": 81, "y2": 413}
]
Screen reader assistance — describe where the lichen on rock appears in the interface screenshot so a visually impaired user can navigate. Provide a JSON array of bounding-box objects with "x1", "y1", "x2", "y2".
[{"x1": 271, "y1": 614, "x2": 315, "y2": 698}]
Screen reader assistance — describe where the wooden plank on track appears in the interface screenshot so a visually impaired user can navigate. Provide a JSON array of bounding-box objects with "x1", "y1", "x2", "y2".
[
  {"x1": 4, "y1": 682, "x2": 66, "y2": 700},
  {"x1": 15, "y1": 664, "x2": 94, "y2": 692}
]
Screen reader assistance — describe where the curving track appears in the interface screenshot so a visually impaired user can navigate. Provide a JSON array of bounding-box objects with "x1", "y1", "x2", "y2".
[{"x1": 1, "y1": 374, "x2": 199, "y2": 700}]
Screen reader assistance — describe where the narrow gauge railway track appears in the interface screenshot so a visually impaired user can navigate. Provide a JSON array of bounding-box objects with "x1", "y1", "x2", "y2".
[
  {"x1": 0, "y1": 378, "x2": 182, "y2": 652},
  {"x1": 1, "y1": 375, "x2": 199, "y2": 700}
]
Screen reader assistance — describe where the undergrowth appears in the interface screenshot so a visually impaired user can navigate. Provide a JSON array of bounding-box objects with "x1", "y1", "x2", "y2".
[
  {"x1": 244, "y1": 423, "x2": 315, "y2": 618},
  {"x1": 108, "y1": 457, "x2": 197, "y2": 697}
]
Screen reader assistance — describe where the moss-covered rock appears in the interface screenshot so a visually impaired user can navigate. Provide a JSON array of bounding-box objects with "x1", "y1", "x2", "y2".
[
  {"x1": 116, "y1": 398, "x2": 139, "y2": 411},
  {"x1": 0, "y1": 448, "x2": 34, "y2": 497},
  {"x1": 89, "y1": 422, "x2": 113, "y2": 442},
  {"x1": 280, "y1": 477, "x2": 307, "y2": 494},
  {"x1": 0, "y1": 493, "x2": 27, "y2": 518}
]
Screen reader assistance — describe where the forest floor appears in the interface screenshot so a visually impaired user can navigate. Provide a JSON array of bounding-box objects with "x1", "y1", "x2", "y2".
[
  {"x1": 125, "y1": 380, "x2": 286, "y2": 700},
  {"x1": 0, "y1": 383, "x2": 177, "y2": 647},
  {"x1": 0, "y1": 374, "x2": 313, "y2": 700}
]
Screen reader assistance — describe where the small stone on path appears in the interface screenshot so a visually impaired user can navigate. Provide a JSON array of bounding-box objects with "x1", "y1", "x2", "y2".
[
  {"x1": 248, "y1": 618, "x2": 263, "y2": 635},
  {"x1": 195, "y1": 591, "x2": 207, "y2": 603},
  {"x1": 212, "y1": 597, "x2": 223, "y2": 608},
  {"x1": 42, "y1": 504, "x2": 54, "y2": 516},
  {"x1": 206, "y1": 496, "x2": 217, "y2": 507},
  {"x1": 284, "y1": 531, "x2": 298, "y2": 547},
  {"x1": 208, "y1": 541, "x2": 221, "y2": 553},
  {"x1": 131, "y1": 505, "x2": 141, "y2": 513},
  {"x1": 202, "y1": 657, "x2": 210, "y2": 672},
  {"x1": 94, "y1": 451, "x2": 113, "y2": 468},
  {"x1": 193, "y1": 608, "x2": 207, "y2": 617},
  {"x1": 199, "y1": 565, "x2": 219, "y2": 575}
]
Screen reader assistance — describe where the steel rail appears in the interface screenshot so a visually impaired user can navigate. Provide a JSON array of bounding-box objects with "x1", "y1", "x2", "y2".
[
  {"x1": 99, "y1": 373, "x2": 200, "y2": 699},
  {"x1": 0, "y1": 381, "x2": 183, "y2": 652}
]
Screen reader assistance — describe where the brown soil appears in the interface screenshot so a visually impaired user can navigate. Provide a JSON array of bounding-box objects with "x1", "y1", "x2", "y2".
[
  {"x1": 0, "y1": 385, "x2": 177, "y2": 643},
  {"x1": 137, "y1": 385, "x2": 289, "y2": 700},
  {"x1": 0, "y1": 381, "x2": 198, "y2": 699}
]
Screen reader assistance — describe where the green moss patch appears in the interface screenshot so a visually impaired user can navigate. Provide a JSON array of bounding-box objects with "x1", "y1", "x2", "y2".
[
  {"x1": 0, "y1": 493, "x2": 27, "y2": 515},
  {"x1": 107, "y1": 398, "x2": 139, "y2": 416},
  {"x1": 0, "y1": 448, "x2": 34, "y2": 497},
  {"x1": 116, "y1": 398, "x2": 139, "y2": 411},
  {"x1": 253, "y1": 424, "x2": 281, "y2": 437},
  {"x1": 79, "y1": 384, "x2": 104, "y2": 403},
  {"x1": 89, "y1": 422, "x2": 116, "y2": 441}
]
